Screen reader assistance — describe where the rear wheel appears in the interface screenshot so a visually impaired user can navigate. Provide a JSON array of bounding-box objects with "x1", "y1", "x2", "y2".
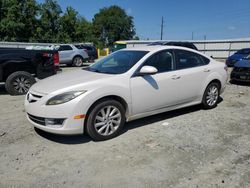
[
  {"x1": 72, "y1": 56, "x2": 83, "y2": 67},
  {"x1": 202, "y1": 82, "x2": 220, "y2": 109},
  {"x1": 5, "y1": 71, "x2": 36, "y2": 95},
  {"x1": 86, "y1": 100, "x2": 126, "y2": 141}
]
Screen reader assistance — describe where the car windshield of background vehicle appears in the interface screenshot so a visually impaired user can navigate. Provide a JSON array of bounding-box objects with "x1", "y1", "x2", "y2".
[
  {"x1": 86, "y1": 50, "x2": 149, "y2": 74},
  {"x1": 236, "y1": 49, "x2": 250, "y2": 55},
  {"x1": 245, "y1": 54, "x2": 250, "y2": 60}
]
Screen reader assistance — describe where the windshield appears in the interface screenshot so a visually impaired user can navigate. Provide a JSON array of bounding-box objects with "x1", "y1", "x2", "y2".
[
  {"x1": 245, "y1": 54, "x2": 250, "y2": 60},
  {"x1": 86, "y1": 50, "x2": 148, "y2": 74},
  {"x1": 236, "y1": 49, "x2": 250, "y2": 55}
]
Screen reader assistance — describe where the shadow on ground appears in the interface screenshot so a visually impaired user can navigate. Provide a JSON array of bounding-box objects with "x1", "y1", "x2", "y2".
[
  {"x1": 230, "y1": 80, "x2": 250, "y2": 87},
  {"x1": 35, "y1": 103, "x2": 211, "y2": 145}
]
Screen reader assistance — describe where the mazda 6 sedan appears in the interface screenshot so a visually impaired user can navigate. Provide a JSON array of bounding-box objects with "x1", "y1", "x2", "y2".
[{"x1": 25, "y1": 46, "x2": 228, "y2": 141}]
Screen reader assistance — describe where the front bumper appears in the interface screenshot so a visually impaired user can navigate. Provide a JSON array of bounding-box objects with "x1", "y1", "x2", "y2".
[
  {"x1": 231, "y1": 70, "x2": 250, "y2": 82},
  {"x1": 25, "y1": 91, "x2": 88, "y2": 135}
]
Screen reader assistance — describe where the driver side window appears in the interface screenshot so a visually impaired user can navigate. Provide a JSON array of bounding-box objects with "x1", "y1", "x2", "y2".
[{"x1": 143, "y1": 50, "x2": 174, "y2": 73}]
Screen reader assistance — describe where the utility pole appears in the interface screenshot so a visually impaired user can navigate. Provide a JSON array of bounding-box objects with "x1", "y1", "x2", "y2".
[
  {"x1": 204, "y1": 35, "x2": 207, "y2": 53},
  {"x1": 160, "y1": 16, "x2": 164, "y2": 40}
]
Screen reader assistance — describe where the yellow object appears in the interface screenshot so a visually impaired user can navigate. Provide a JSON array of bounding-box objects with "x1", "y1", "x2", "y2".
[
  {"x1": 97, "y1": 48, "x2": 100, "y2": 59},
  {"x1": 74, "y1": 114, "x2": 86, "y2": 119},
  {"x1": 106, "y1": 48, "x2": 110, "y2": 55}
]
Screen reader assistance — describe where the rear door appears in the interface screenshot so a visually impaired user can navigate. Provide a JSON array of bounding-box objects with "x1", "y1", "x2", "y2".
[
  {"x1": 171, "y1": 49, "x2": 210, "y2": 103},
  {"x1": 58, "y1": 45, "x2": 73, "y2": 63}
]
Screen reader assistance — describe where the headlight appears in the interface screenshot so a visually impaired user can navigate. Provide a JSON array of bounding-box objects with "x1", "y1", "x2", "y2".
[{"x1": 46, "y1": 91, "x2": 86, "y2": 105}]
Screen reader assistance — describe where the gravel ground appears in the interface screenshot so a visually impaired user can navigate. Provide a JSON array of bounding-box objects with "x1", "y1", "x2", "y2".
[{"x1": 0, "y1": 68, "x2": 250, "y2": 188}]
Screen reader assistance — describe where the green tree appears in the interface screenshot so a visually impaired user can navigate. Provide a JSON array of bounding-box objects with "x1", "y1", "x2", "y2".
[
  {"x1": 19, "y1": 0, "x2": 39, "y2": 42},
  {"x1": 58, "y1": 6, "x2": 78, "y2": 43},
  {"x1": 0, "y1": 0, "x2": 23, "y2": 41},
  {"x1": 0, "y1": 0, "x2": 39, "y2": 41},
  {"x1": 75, "y1": 16, "x2": 95, "y2": 43},
  {"x1": 35, "y1": 0, "x2": 62, "y2": 42},
  {"x1": 92, "y1": 5, "x2": 135, "y2": 47}
]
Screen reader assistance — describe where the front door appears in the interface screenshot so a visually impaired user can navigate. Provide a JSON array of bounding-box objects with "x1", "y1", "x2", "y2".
[{"x1": 130, "y1": 50, "x2": 180, "y2": 115}]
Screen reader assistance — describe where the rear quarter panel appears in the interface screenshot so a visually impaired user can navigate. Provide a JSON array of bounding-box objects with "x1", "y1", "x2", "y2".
[{"x1": 202, "y1": 60, "x2": 227, "y2": 96}]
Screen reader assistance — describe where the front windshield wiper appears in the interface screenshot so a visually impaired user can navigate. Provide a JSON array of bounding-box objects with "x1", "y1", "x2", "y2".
[{"x1": 84, "y1": 67, "x2": 116, "y2": 74}]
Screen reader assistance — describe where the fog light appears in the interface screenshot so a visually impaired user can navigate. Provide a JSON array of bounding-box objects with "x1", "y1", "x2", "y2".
[
  {"x1": 45, "y1": 118, "x2": 65, "y2": 128},
  {"x1": 45, "y1": 118, "x2": 55, "y2": 125}
]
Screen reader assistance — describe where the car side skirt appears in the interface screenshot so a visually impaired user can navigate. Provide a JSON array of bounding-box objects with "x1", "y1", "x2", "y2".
[{"x1": 127, "y1": 100, "x2": 202, "y2": 122}]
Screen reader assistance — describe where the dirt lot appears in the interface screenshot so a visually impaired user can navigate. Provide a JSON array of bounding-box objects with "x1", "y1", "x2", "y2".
[{"x1": 0, "y1": 68, "x2": 250, "y2": 188}]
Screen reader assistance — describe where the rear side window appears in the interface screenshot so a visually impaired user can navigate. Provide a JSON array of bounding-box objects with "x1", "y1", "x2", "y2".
[
  {"x1": 143, "y1": 50, "x2": 174, "y2": 73},
  {"x1": 84, "y1": 46, "x2": 92, "y2": 51},
  {"x1": 74, "y1": 45, "x2": 82, "y2": 49},
  {"x1": 174, "y1": 49, "x2": 209, "y2": 70},
  {"x1": 59, "y1": 45, "x2": 73, "y2": 51}
]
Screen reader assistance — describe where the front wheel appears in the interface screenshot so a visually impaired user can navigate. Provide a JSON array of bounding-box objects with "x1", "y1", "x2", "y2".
[
  {"x1": 5, "y1": 71, "x2": 36, "y2": 95},
  {"x1": 86, "y1": 100, "x2": 126, "y2": 141},
  {"x1": 202, "y1": 82, "x2": 220, "y2": 109}
]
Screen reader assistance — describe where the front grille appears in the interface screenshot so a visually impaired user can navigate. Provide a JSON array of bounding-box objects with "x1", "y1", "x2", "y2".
[
  {"x1": 28, "y1": 114, "x2": 46, "y2": 125},
  {"x1": 233, "y1": 67, "x2": 250, "y2": 73}
]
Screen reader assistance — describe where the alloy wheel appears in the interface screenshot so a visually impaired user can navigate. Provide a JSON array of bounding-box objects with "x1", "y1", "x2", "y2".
[
  {"x1": 73, "y1": 57, "x2": 83, "y2": 67},
  {"x1": 94, "y1": 105, "x2": 122, "y2": 136},
  {"x1": 206, "y1": 85, "x2": 219, "y2": 106},
  {"x1": 13, "y1": 77, "x2": 31, "y2": 94}
]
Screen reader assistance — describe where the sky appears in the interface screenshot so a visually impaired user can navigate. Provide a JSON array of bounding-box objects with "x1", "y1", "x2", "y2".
[{"x1": 37, "y1": 0, "x2": 250, "y2": 40}]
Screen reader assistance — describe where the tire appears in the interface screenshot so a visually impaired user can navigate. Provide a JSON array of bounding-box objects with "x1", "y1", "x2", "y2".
[
  {"x1": 202, "y1": 82, "x2": 220, "y2": 109},
  {"x1": 72, "y1": 56, "x2": 83, "y2": 67},
  {"x1": 5, "y1": 71, "x2": 36, "y2": 95},
  {"x1": 86, "y1": 99, "x2": 126, "y2": 141}
]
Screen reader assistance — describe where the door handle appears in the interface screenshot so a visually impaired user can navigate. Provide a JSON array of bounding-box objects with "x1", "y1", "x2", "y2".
[
  {"x1": 171, "y1": 75, "x2": 181, "y2": 80},
  {"x1": 203, "y1": 68, "x2": 210, "y2": 72}
]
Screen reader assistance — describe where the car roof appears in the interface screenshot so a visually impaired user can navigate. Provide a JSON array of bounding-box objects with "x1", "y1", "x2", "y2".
[{"x1": 120, "y1": 45, "x2": 196, "y2": 52}]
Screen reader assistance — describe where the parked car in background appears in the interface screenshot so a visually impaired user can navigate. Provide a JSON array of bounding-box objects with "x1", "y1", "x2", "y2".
[
  {"x1": 226, "y1": 48, "x2": 250, "y2": 67},
  {"x1": 0, "y1": 48, "x2": 59, "y2": 95},
  {"x1": 74, "y1": 44, "x2": 98, "y2": 61},
  {"x1": 230, "y1": 55, "x2": 250, "y2": 82},
  {"x1": 25, "y1": 46, "x2": 227, "y2": 141},
  {"x1": 58, "y1": 44, "x2": 89, "y2": 67},
  {"x1": 148, "y1": 41, "x2": 198, "y2": 51}
]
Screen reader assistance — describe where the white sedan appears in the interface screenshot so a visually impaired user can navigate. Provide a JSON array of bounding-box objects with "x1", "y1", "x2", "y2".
[{"x1": 25, "y1": 46, "x2": 227, "y2": 141}]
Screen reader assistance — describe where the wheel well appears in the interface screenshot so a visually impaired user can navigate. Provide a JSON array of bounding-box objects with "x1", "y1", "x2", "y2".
[
  {"x1": 3, "y1": 63, "x2": 35, "y2": 81},
  {"x1": 84, "y1": 95, "x2": 129, "y2": 132},
  {"x1": 73, "y1": 55, "x2": 83, "y2": 60},
  {"x1": 208, "y1": 79, "x2": 221, "y2": 90}
]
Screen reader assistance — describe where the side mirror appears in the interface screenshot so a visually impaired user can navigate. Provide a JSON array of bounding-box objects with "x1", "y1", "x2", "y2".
[{"x1": 138, "y1": 66, "x2": 158, "y2": 75}]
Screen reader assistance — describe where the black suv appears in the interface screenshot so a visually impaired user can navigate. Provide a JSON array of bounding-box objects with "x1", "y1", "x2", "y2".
[
  {"x1": 148, "y1": 41, "x2": 198, "y2": 51},
  {"x1": 75, "y1": 44, "x2": 98, "y2": 61}
]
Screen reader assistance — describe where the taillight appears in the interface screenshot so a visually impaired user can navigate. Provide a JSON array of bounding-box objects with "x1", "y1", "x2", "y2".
[{"x1": 53, "y1": 52, "x2": 59, "y2": 66}]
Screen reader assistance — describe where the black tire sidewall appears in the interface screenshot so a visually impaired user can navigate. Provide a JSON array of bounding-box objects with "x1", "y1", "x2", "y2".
[
  {"x1": 202, "y1": 82, "x2": 220, "y2": 109},
  {"x1": 5, "y1": 71, "x2": 36, "y2": 95},
  {"x1": 86, "y1": 100, "x2": 126, "y2": 141}
]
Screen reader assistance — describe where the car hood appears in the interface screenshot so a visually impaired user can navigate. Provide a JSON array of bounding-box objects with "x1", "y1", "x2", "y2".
[
  {"x1": 30, "y1": 69, "x2": 114, "y2": 94},
  {"x1": 234, "y1": 60, "x2": 250, "y2": 68},
  {"x1": 228, "y1": 54, "x2": 246, "y2": 60}
]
